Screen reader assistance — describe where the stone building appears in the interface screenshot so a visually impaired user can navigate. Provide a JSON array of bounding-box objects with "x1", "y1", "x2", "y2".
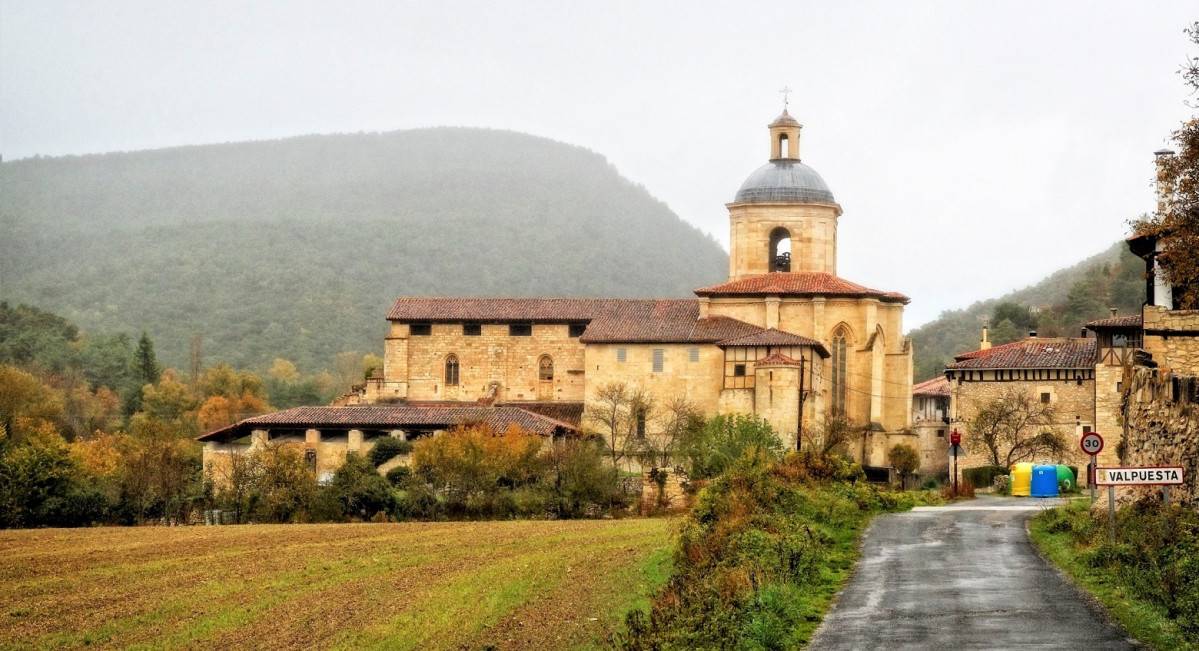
[
  {"x1": 911, "y1": 376, "x2": 951, "y2": 475},
  {"x1": 944, "y1": 335, "x2": 1108, "y2": 471},
  {"x1": 201, "y1": 111, "x2": 914, "y2": 474}
]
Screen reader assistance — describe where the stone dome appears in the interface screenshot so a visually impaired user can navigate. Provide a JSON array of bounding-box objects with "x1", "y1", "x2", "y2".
[{"x1": 734, "y1": 160, "x2": 835, "y2": 204}]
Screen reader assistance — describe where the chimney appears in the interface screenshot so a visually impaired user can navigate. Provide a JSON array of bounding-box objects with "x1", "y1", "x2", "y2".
[
  {"x1": 1110, "y1": 307, "x2": 1118, "y2": 318},
  {"x1": 1081, "y1": 328, "x2": 1088, "y2": 338},
  {"x1": 1029, "y1": 331, "x2": 1037, "y2": 339},
  {"x1": 980, "y1": 325, "x2": 991, "y2": 351}
]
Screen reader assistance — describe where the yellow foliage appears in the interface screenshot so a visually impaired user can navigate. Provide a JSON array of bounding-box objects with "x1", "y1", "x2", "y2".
[{"x1": 70, "y1": 431, "x2": 128, "y2": 478}]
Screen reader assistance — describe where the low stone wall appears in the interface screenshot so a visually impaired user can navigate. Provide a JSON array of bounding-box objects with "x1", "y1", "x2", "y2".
[
  {"x1": 1116, "y1": 366, "x2": 1199, "y2": 506},
  {"x1": 640, "y1": 467, "x2": 692, "y2": 515}
]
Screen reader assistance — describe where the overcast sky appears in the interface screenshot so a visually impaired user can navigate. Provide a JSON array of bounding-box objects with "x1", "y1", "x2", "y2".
[{"x1": 2, "y1": 1, "x2": 1195, "y2": 329}]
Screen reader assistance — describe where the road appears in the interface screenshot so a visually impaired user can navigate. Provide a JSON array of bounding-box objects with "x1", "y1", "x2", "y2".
[{"x1": 807, "y1": 495, "x2": 1137, "y2": 650}]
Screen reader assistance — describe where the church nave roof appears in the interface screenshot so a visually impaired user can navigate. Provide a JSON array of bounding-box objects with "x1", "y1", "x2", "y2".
[{"x1": 694, "y1": 272, "x2": 909, "y2": 303}]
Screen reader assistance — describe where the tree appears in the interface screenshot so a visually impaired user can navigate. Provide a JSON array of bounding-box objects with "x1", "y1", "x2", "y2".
[
  {"x1": 330, "y1": 452, "x2": 395, "y2": 520},
  {"x1": 676, "y1": 413, "x2": 783, "y2": 479},
  {"x1": 966, "y1": 388, "x2": 1067, "y2": 467},
  {"x1": 888, "y1": 443, "x2": 920, "y2": 490},
  {"x1": 991, "y1": 302, "x2": 1037, "y2": 333},
  {"x1": 0, "y1": 364, "x2": 63, "y2": 442},
  {"x1": 806, "y1": 411, "x2": 861, "y2": 455},
  {"x1": 637, "y1": 395, "x2": 703, "y2": 469},
  {"x1": 134, "y1": 332, "x2": 162, "y2": 385},
  {"x1": 585, "y1": 382, "x2": 653, "y2": 472},
  {"x1": 1132, "y1": 22, "x2": 1199, "y2": 308}
]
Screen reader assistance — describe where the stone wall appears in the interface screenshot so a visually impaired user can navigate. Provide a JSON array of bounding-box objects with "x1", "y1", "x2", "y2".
[
  {"x1": 1142, "y1": 305, "x2": 1199, "y2": 375},
  {"x1": 640, "y1": 466, "x2": 692, "y2": 514},
  {"x1": 1118, "y1": 366, "x2": 1199, "y2": 505}
]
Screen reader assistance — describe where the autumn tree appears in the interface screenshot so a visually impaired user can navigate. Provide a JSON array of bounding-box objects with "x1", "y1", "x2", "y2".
[
  {"x1": 0, "y1": 364, "x2": 63, "y2": 442},
  {"x1": 1132, "y1": 22, "x2": 1199, "y2": 308},
  {"x1": 637, "y1": 395, "x2": 703, "y2": 469},
  {"x1": 806, "y1": 411, "x2": 861, "y2": 455},
  {"x1": 966, "y1": 388, "x2": 1067, "y2": 467},
  {"x1": 888, "y1": 443, "x2": 920, "y2": 490}
]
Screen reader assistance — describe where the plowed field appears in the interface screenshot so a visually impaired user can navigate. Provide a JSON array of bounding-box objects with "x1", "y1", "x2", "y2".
[{"x1": 0, "y1": 518, "x2": 673, "y2": 650}]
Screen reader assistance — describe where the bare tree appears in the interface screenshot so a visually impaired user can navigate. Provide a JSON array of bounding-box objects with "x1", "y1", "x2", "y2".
[
  {"x1": 585, "y1": 382, "x2": 654, "y2": 472},
  {"x1": 637, "y1": 395, "x2": 703, "y2": 469},
  {"x1": 967, "y1": 388, "x2": 1067, "y2": 466},
  {"x1": 807, "y1": 411, "x2": 861, "y2": 455}
]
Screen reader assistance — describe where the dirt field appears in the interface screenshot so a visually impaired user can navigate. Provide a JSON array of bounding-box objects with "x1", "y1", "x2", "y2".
[{"x1": 0, "y1": 518, "x2": 674, "y2": 650}]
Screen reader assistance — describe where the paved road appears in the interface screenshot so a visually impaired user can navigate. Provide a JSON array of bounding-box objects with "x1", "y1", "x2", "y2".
[{"x1": 807, "y1": 495, "x2": 1137, "y2": 650}]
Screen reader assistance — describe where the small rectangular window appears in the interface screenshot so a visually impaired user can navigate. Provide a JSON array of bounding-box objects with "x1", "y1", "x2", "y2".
[
  {"x1": 937, "y1": 429, "x2": 945, "y2": 438},
  {"x1": 1041, "y1": 392, "x2": 1051, "y2": 404},
  {"x1": 1083, "y1": 425, "x2": 1093, "y2": 434},
  {"x1": 617, "y1": 348, "x2": 627, "y2": 363},
  {"x1": 509, "y1": 323, "x2": 532, "y2": 336},
  {"x1": 410, "y1": 323, "x2": 431, "y2": 336},
  {"x1": 1116, "y1": 381, "x2": 1123, "y2": 392},
  {"x1": 734, "y1": 363, "x2": 746, "y2": 377},
  {"x1": 463, "y1": 324, "x2": 481, "y2": 336},
  {"x1": 569, "y1": 323, "x2": 587, "y2": 338},
  {"x1": 652, "y1": 349, "x2": 664, "y2": 373},
  {"x1": 689, "y1": 347, "x2": 699, "y2": 363}
]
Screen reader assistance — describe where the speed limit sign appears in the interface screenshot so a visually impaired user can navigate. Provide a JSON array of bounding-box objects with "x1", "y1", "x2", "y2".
[{"x1": 1080, "y1": 432, "x2": 1104, "y2": 456}]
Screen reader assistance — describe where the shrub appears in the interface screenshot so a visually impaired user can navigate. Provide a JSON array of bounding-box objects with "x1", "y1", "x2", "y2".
[
  {"x1": 676, "y1": 414, "x2": 784, "y2": 480},
  {"x1": 385, "y1": 464, "x2": 411, "y2": 486},
  {"x1": 961, "y1": 465, "x2": 1008, "y2": 489},
  {"x1": 329, "y1": 452, "x2": 395, "y2": 520},
  {"x1": 369, "y1": 436, "x2": 413, "y2": 467},
  {"x1": 941, "y1": 478, "x2": 975, "y2": 500}
]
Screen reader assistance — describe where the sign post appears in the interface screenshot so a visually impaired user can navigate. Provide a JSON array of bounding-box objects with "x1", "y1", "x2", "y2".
[
  {"x1": 1079, "y1": 432, "x2": 1103, "y2": 506},
  {"x1": 950, "y1": 429, "x2": 961, "y2": 495}
]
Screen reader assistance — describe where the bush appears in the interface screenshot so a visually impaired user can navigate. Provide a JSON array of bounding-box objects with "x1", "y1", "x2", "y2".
[
  {"x1": 330, "y1": 453, "x2": 395, "y2": 520},
  {"x1": 369, "y1": 436, "x2": 413, "y2": 467},
  {"x1": 385, "y1": 464, "x2": 411, "y2": 486},
  {"x1": 961, "y1": 465, "x2": 1008, "y2": 489},
  {"x1": 941, "y1": 478, "x2": 975, "y2": 500}
]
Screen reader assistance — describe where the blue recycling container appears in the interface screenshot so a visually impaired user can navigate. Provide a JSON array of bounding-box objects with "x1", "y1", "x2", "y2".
[{"x1": 1030, "y1": 464, "x2": 1060, "y2": 497}]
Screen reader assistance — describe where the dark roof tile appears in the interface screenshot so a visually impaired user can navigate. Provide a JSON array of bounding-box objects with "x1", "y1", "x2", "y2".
[
  {"x1": 694, "y1": 272, "x2": 909, "y2": 303},
  {"x1": 947, "y1": 338, "x2": 1096, "y2": 370}
]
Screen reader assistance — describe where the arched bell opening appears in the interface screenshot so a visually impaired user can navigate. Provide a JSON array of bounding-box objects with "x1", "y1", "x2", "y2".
[{"x1": 769, "y1": 227, "x2": 792, "y2": 272}]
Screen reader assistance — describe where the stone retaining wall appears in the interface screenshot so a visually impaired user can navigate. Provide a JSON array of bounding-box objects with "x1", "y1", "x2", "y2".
[{"x1": 1116, "y1": 366, "x2": 1199, "y2": 506}]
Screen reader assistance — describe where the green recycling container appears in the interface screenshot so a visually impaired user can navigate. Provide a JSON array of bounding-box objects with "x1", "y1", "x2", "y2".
[
  {"x1": 1056, "y1": 464, "x2": 1075, "y2": 491},
  {"x1": 1010, "y1": 462, "x2": 1033, "y2": 497}
]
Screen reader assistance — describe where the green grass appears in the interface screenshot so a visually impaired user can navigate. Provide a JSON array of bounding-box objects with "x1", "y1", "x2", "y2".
[
  {"x1": 1029, "y1": 501, "x2": 1198, "y2": 651},
  {"x1": 0, "y1": 519, "x2": 674, "y2": 650}
]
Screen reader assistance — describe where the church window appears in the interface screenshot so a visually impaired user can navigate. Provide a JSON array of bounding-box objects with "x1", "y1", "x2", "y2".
[
  {"x1": 444, "y1": 355, "x2": 460, "y2": 386},
  {"x1": 617, "y1": 348, "x2": 627, "y2": 363},
  {"x1": 410, "y1": 323, "x2": 431, "y2": 336},
  {"x1": 831, "y1": 328, "x2": 848, "y2": 415},
  {"x1": 463, "y1": 324, "x2": 481, "y2": 336},
  {"x1": 538, "y1": 356, "x2": 554, "y2": 381},
  {"x1": 734, "y1": 363, "x2": 746, "y2": 377},
  {"x1": 652, "y1": 349, "x2": 664, "y2": 373},
  {"x1": 689, "y1": 347, "x2": 700, "y2": 363},
  {"x1": 569, "y1": 323, "x2": 587, "y2": 337},
  {"x1": 769, "y1": 227, "x2": 792, "y2": 272},
  {"x1": 509, "y1": 323, "x2": 532, "y2": 336}
]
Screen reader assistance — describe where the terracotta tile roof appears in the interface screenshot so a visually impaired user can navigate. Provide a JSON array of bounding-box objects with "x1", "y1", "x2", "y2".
[
  {"x1": 197, "y1": 403, "x2": 579, "y2": 442},
  {"x1": 716, "y1": 328, "x2": 830, "y2": 357},
  {"x1": 498, "y1": 401, "x2": 584, "y2": 428},
  {"x1": 755, "y1": 353, "x2": 800, "y2": 366},
  {"x1": 387, "y1": 298, "x2": 612, "y2": 323},
  {"x1": 912, "y1": 376, "x2": 951, "y2": 397},
  {"x1": 946, "y1": 338, "x2": 1096, "y2": 370},
  {"x1": 1085, "y1": 315, "x2": 1143, "y2": 329},
  {"x1": 694, "y1": 272, "x2": 910, "y2": 303}
]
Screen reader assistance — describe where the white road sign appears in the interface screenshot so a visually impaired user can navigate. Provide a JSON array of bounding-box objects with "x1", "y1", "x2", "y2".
[{"x1": 1094, "y1": 466, "x2": 1185, "y2": 486}]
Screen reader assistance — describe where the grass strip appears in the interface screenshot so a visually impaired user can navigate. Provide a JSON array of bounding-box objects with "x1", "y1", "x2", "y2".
[{"x1": 1028, "y1": 502, "x2": 1197, "y2": 651}]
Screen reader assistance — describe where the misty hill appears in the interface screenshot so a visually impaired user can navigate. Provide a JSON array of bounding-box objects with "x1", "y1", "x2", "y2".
[
  {"x1": 0, "y1": 128, "x2": 728, "y2": 372},
  {"x1": 909, "y1": 241, "x2": 1144, "y2": 381}
]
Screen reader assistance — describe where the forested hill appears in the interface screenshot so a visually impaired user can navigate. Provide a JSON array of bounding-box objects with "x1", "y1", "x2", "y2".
[
  {"x1": 0, "y1": 128, "x2": 729, "y2": 372},
  {"x1": 909, "y1": 241, "x2": 1145, "y2": 381}
]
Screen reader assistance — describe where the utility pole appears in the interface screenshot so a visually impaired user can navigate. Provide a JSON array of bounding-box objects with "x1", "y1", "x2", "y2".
[{"x1": 797, "y1": 355, "x2": 806, "y2": 450}]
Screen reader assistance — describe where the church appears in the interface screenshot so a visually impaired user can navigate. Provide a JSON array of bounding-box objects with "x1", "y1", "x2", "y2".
[{"x1": 201, "y1": 110, "x2": 914, "y2": 472}]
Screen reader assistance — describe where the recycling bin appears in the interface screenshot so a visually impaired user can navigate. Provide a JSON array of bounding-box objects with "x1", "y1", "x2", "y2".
[
  {"x1": 1055, "y1": 464, "x2": 1075, "y2": 492},
  {"x1": 1030, "y1": 464, "x2": 1060, "y2": 497},
  {"x1": 1010, "y1": 462, "x2": 1033, "y2": 497}
]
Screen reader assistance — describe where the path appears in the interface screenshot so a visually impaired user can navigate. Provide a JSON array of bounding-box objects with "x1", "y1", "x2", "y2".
[{"x1": 807, "y1": 495, "x2": 1137, "y2": 650}]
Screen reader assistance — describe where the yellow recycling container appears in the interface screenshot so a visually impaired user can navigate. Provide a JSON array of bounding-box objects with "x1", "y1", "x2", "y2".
[{"x1": 1010, "y1": 462, "x2": 1033, "y2": 497}]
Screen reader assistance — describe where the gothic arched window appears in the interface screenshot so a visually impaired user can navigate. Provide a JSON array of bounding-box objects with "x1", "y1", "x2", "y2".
[
  {"x1": 444, "y1": 354, "x2": 460, "y2": 386},
  {"x1": 831, "y1": 327, "x2": 849, "y2": 415}
]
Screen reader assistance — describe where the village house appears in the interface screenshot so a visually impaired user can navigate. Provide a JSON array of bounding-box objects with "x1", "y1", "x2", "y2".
[{"x1": 200, "y1": 110, "x2": 915, "y2": 476}]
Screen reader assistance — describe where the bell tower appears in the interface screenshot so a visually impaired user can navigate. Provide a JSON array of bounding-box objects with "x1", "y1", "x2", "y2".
[{"x1": 727, "y1": 111, "x2": 842, "y2": 281}]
